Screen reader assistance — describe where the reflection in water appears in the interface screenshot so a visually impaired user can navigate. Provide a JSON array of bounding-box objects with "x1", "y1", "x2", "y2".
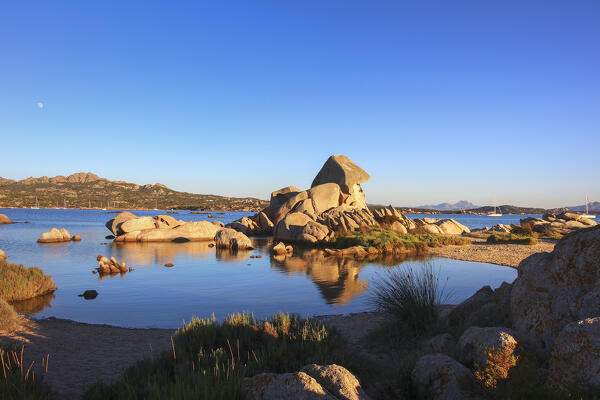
[
  {"x1": 10, "y1": 293, "x2": 55, "y2": 314},
  {"x1": 270, "y1": 248, "x2": 427, "y2": 305},
  {"x1": 215, "y1": 248, "x2": 252, "y2": 262},
  {"x1": 110, "y1": 241, "x2": 215, "y2": 266}
]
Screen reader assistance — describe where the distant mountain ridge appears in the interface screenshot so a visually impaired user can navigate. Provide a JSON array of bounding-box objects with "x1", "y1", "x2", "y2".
[
  {"x1": 0, "y1": 172, "x2": 268, "y2": 211},
  {"x1": 564, "y1": 201, "x2": 600, "y2": 213},
  {"x1": 417, "y1": 200, "x2": 479, "y2": 211}
]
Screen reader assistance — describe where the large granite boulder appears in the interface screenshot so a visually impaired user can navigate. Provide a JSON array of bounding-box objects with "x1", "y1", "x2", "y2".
[
  {"x1": 120, "y1": 216, "x2": 157, "y2": 233},
  {"x1": 37, "y1": 227, "x2": 72, "y2": 243},
  {"x1": 373, "y1": 206, "x2": 417, "y2": 231},
  {"x1": 311, "y1": 155, "x2": 370, "y2": 210},
  {"x1": 414, "y1": 218, "x2": 470, "y2": 235},
  {"x1": 547, "y1": 317, "x2": 600, "y2": 391},
  {"x1": 457, "y1": 326, "x2": 518, "y2": 367},
  {"x1": 447, "y1": 282, "x2": 513, "y2": 330},
  {"x1": 511, "y1": 225, "x2": 600, "y2": 354},
  {"x1": 308, "y1": 183, "x2": 342, "y2": 215},
  {"x1": 0, "y1": 214, "x2": 12, "y2": 224},
  {"x1": 411, "y1": 354, "x2": 472, "y2": 400},
  {"x1": 244, "y1": 364, "x2": 369, "y2": 400},
  {"x1": 274, "y1": 212, "x2": 331, "y2": 244},
  {"x1": 115, "y1": 221, "x2": 219, "y2": 242},
  {"x1": 105, "y1": 211, "x2": 138, "y2": 235},
  {"x1": 215, "y1": 228, "x2": 254, "y2": 250}
]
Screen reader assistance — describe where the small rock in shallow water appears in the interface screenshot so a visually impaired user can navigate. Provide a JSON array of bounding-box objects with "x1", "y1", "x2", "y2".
[
  {"x1": 71, "y1": 235, "x2": 82, "y2": 241},
  {"x1": 164, "y1": 263, "x2": 174, "y2": 267},
  {"x1": 105, "y1": 235, "x2": 115, "y2": 239},
  {"x1": 79, "y1": 290, "x2": 98, "y2": 300}
]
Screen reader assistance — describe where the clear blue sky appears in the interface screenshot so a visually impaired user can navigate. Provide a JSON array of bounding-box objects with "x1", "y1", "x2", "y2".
[{"x1": 1, "y1": 1, "x2": 598, "y2": 208}]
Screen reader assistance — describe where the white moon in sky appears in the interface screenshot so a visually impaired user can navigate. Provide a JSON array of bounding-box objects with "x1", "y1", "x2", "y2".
[{"x1": 37, "y1": 102, "x2": 44, "y2": 109}]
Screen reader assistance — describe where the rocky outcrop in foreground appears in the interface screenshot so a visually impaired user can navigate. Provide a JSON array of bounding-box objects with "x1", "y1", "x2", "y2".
[
  {"x1": 410, "y1": 225, "x2": 600, "y2": 397},
  {"x1": 511, "y1": 225, "x2": 600, "y2": 355},
  {"x1": 244, "y1": 364, "x2": 369, "y2": 400},
  {"x1": 37, "y1": 228, "x2": 80, "y2": 243}
]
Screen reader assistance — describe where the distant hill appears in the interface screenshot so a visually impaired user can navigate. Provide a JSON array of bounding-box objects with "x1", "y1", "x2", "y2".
[
  {"x1": 417, "y1": 200, "x2": 479, "y2": 211},
  {"x1": 0, "y1": 172, "x2": 268, "y2": 211},
  {"x1": 563, "y1": 201, "x2": 600, "y2": 213},
  {"x1": 467, "y1": 205, "x2": 547, "y2": 215}
]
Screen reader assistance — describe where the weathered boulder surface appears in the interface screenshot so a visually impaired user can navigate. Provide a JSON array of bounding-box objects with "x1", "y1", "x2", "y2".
[
  {"x1": 215, "y1": 228, "x2": 254, "y2": 250},
  {"x1": 319, "y1": 206, "x2": 377, "y2": 232},
  {"x1": 37, "y1": 227, "x2": 74, "y2": 243},
  {"x1": 274, "y1": 212, "x2": 331, "y2": 244},
  {"x1": 105, "y1": 211, "x2": 138, "y2": 235},
  {"x1": 244, "y1": 364, "x2": 369, "y2": 400},
  {"x1": 511, "y1": 225, "x2": 600, "y2": 354},
  {"x1": 0, "y1": 249, "x2": 5, "y2": 261},
  {"x1": 120, "y1": 216, "x2": 157, "y2": 233},
  {"x1": 422, "y1": 333, "x2": 455, "y2": 354},
  {"x1": 311, "y1": 154, "x2": 370, "y2": 191},
  {"x1": 447, "y1": 282, "x2": 513, "y2": 330},
  {"x1": 0, "y1": 214, "x2": 12, "y2": 224},
  {"x1": 244, "y1": 372, "x2": 334, "y2": 400},
  {"x1": 457, "y1": 326, "x2": 518, "y2": 366},
  {"x1": 411, "y1": 354, "x2": 472, "y2": 400},
  {"x1": 414, "y1": 218, "x2": 470, "y2": 235},
  {"x1": 300, "y1": 364, "x2": 370, "y2": 400},
  {"x1": 373, "y1": 206, "x2": 416, "y2": 231},
  {"x1": 547, "y1": 317, "x2": 600, "y2": 391},
  {"x1": 308, "y1": 183, "x2": 342, "y2": 216}
]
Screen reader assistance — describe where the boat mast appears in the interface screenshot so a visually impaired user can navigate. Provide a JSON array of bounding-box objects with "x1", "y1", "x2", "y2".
[{"x1": 586, "y1": 194, "x2": 589, "y2": 215}]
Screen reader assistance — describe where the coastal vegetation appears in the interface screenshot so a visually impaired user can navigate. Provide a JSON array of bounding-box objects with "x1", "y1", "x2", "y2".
[
  {"x1": 84, "y1": 312, "x2": 380, "y2": 399},
  {"x1": 0, "y1": 260, "x2": 56, "y2": 333},
  {"x1": 0, "y1": 261, "x2": 57, "y2": 302},
  {"x1": 333, "y1": 227, "x2": 471, "y2": 253},
  {"x1": 486, "y1": 233, "x2": 537, "y2": 245}
]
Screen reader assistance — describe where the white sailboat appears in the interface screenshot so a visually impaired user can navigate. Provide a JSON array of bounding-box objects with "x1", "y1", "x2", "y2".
[
  {"x1": 581, "y1": 194, "x2": 596, "y2": 219},
  {"x1": 487, "y1": 197, "x2": 502, "y2": 217},
  {"x1": 31, "y1": 196, "x2": 40, "y2": 209}
]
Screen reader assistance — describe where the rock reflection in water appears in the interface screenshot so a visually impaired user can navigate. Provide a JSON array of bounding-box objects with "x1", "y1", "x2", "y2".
[
  {"x1": 110, "y1": 241, "x2": 215, "y2": 266},
  {"x1": 10, "y1": 293, "x2": 55, "y2": 314},
  {"x1": 215, "y1": 247, "x2": 252, "y2": 262},
  {"x1": 270, "y1": 248, "x2": 425, "y2": 305}
]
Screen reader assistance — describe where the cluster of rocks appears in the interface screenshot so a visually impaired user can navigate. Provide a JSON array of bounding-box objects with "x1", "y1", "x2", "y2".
[
  {"x1": 411, "y1": 225, "x2": 600, "y2": 398},
  {"x1": 0, "y1": 213, "x2": 13, "y2": 224},
  {"x1": 473, "y1": 211, "x2": 597, "y2": 236},
  {"x1": 105, "y1": 212, "x2": 253, "y2": 249},
  {"x1": 226, "y1": 155, "x2": 470, "y2": 244},
  {"x1": 520, "y1": 211, "x2": 597, "y2": 236},
  {"x1": 244, "y1": 364, "x2": 369, "y2": 400},
  {"x1": 95, "y1": 255, "x2": 131, "y2": 275},
  {"x1": 37, "y1": 228, "x2": 82, "y2": 243},
  {"x1": 272, "y1": 242, "x2": 293, "y2": 255}
]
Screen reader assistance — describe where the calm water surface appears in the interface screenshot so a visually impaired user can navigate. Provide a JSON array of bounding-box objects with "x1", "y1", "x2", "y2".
[{"x1": 0, "y1": 209, "x2": 540, "y2": 328}]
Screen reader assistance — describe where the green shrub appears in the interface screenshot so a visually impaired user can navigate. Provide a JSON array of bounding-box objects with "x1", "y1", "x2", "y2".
[
  {"x1": 0, "y1": 346, "x2": 55, "y2": 399},
  {"x1": 371, "y1": 264, "x2": 447, "y2": 334},
  {"x1": 84, "y1": 312, "x2": 379, "y2": 400},
  {"x1": 0, "y1": 261, "x2": 56, "y2": 302},
  {"x1": 333, "y1": 228, "x2": 470, "y2": 253},
  {"x1": 486, "y1": 234, "x2": 537, "y2": 245}
]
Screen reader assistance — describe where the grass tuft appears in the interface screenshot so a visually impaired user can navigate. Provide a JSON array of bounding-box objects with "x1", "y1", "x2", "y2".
[
  {"x1": 486, "y1": 233, "x2": 537, "y2": 245},
  {"x1": 0, "y1": 346, "x2": 54, "y2": 399},
  {"x1": 371, "y1": 264, "x2": 447, "y2": 334}
]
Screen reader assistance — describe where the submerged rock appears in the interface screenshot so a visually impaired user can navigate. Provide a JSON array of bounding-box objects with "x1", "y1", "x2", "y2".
[{"x1": 78, "y1": 290, "x2": 98, "y2": 300}]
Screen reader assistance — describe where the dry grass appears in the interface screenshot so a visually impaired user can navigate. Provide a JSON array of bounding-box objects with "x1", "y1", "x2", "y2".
[
  {"x1": 0, "y1": 261, "x2": 57, "y2": 302},
  {"x1": 0, "y1": 299, "x2": 18, "y2": 333},
  {"x1": 0, "y1": 346, "x2": 54, "y2": 399}
]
